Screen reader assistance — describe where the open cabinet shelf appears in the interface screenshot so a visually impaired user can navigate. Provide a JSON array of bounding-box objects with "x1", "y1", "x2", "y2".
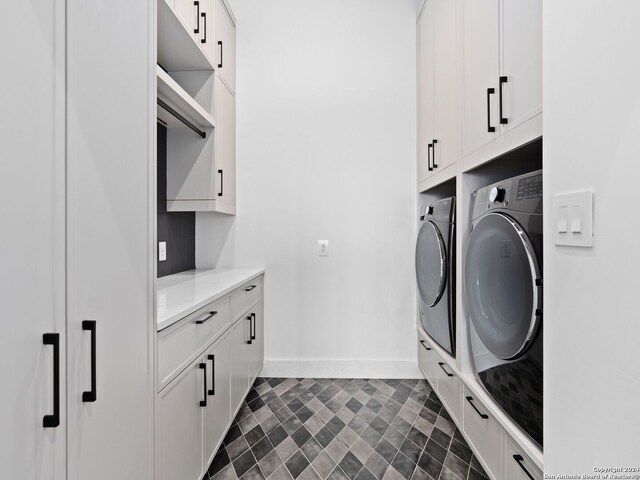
[
  {"x1": 158, "y1": 0, "x2": 215, "y2": 71},
  {"x1": 157, "y1": 66, "x2": 215, "y2": 135}
]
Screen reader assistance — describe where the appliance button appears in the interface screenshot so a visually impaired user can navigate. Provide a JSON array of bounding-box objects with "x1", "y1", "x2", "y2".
[{"x1": 489, "y1": 186, "x2": 506, "y2": 203}]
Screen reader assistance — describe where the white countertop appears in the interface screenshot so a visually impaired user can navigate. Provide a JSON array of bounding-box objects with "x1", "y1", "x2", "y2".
[{"x1": 156, "y1": 268, "x2": 265, "y2": 330}]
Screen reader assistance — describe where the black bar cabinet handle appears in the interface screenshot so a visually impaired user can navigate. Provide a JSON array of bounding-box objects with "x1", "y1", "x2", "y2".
[
  {"x1": 200, "y1": 12, "x2": 207, "y2": 44},
  {"x1": 218, "y1": 41, "x2": 223, "y2": 68},
  {"x1": 193, "y1": 1, "x2": 200, "y2": 34},
  {"x1": 251, "y1": 313, "x2": 256, "y2": 340},
  {"x1": 499, "y1": 76, "x2": 508, "y2": 124},
  {"x1": 438, "y1": 362, "x2": 453, "y2": 377},
  {"x1": 427, "y1": 143, "x2": 433, "y2": 171},
  {"x1": 487, "y1": 88, "x2": 496, "y2": 133},
  {"x1": 245, "y1": 285, "x2": 257, "y2": 292},
  {"x1": 246, "y1": 316, "x2": 253, "y2": 344},
  {"x1": 218, "y1": 169, "x2": 223, "y2": 197},
  {"x1": 43, "y1": 333, "x2": 60, "y2": 428},
  {"x1": 432, "y1": 139, "x2": 438, "y2": 168},
  {"x1": 419, "y1": 340, "x2": 432, "y2": 351},
  {"x1": 82, "y1": 320, "x2": 97, "y2": 402},
  {"x1": 465, "y1": 396, "x2": 488, "y2": 419},
  {"x1": 195, "y1": 311, "x2": 218, "y2": 325},
  {"x1": 199, "y1": 363, "x2": 207, "y2": 407},
  {"x1": 207, "y1": 354, "x2": 215, "y2": 395},
  {"x1": 513, "y1": 455, "x2": 535, "y2": 480}
]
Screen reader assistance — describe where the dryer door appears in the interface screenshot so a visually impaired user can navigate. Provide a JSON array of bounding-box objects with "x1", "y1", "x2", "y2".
[
  {"x1": 415, "y1": 220, "x2": 447, "y2": 307},
  {"x1": 464, "y1": 212, "x2": 541, "y2": 360}
]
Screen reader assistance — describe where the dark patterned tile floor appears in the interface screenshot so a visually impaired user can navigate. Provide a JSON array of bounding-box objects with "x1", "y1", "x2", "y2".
[{"x1": 205, "y1": 378, "x2": 489, "y2": 480}]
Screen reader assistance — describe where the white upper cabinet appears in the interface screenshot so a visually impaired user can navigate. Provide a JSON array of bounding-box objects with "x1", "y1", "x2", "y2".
[
  {"x1": 174, "y1": 0, "x2": 200, "y2": 37},
  {"x1": 417, "y1": 0, "x2": 461, "y2": 188},
  {"x1": 462, "y1": 0, "x2": 542, "y2": 161},
  {"x1": 199, "y1": 0, "x2": 217, "y2": 65},
  {"x1": 216, "y1": 0, "x2": 236, "y2": 92},
  {"x1": 215, "y1": 73, "x2": 237, "y2": 210},
  {"x1": 462, "y1": 0, "x2": 500, "y2": 156}
]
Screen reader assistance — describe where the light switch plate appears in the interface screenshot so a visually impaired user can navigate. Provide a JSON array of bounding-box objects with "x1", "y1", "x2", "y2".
[
  {"x1": 551, "y1": 191, "x2": 594, "y2": 247},
  {"x1": 318, "y1": 239, "x2": 329, "y2": 256},
  {"x1": 158, "y1": 241, "x2": 167, "y2": 261}
]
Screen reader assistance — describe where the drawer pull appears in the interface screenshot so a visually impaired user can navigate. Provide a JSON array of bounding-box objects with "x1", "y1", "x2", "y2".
[
  {"x1": 465, "y1": 396, "x2": 488, "y2": 419},
  {"x1": 82, "y1": 320, "x2": 97, "y2": 403},
  {"x1": 207, "y1": 354, "x2": 215, "y2": 396},
  {"x1": 199, "y1": 362, "x2": 207, "y2": 407},
  {"x1": 246, "y1": 316, "x2": 253, "y2": 345},
  {"x1": 195, "y1": 311, "x2": 218, "y2": 325},
  {"x1": 419, "y1": 340, "x2": 432, "y2": 351},
  {"x1": 513, "y1": 455, "x2": 535, "y2": 480},
  {"x1": 42, "y1": 333, "x2": 60, "y2": 428},
  {"x1": 499, "y1": 76, "x2": 509, "y2": 125},
  {"x1": 438, "y1": 362, "x2": 453, "y2": 377},
  {"x1": 245, "y1": 285, "x2": 257, "y2": 292}
]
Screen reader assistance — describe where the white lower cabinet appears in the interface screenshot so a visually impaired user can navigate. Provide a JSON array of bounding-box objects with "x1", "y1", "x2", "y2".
[
  {"x1": 504, "y1": 435, "x2": 542, "y2": 480},
  {"x1": 230, "y1": 314, "x2": 252, "y2": 410},
  {"x1": 435, "y1": 355, "x2": 461, "y2": 425},
  {"x1": 204, "y1": 335, "x2": 232, "y2": 469},
  {"x1": 418, "y1": 339, "x2": 438, "y2": 388},
  {"x1": 462, "y1": 387, "x2": 503, "y2": 480},
  {"x1": 249, "y1": 301, "x2": 265, "y2": 382}
]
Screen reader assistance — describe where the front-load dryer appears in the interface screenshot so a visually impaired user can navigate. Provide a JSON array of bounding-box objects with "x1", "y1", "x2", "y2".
[
  {"x1": 415, "y1": 197, "x2": 455, "y2": 356},
  {"x1": 464, "y1": 170, "x2": 543, "y2": 448}
]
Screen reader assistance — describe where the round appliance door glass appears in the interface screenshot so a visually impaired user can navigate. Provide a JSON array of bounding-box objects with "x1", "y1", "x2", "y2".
[
  {"x1": 464, "y1": 213, "x2": 540, "y2": 359},
  {"x1": 415, "y1": 220, "x2": 447, "y2": 307}
]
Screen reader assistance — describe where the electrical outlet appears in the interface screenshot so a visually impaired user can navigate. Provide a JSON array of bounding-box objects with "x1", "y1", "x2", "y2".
[
  {"x1": 318, "y1": 239, "x2": 329, "y2": 257},
  {"x1": 159, "y1": 242, "x2": 167, "y2": 262}
]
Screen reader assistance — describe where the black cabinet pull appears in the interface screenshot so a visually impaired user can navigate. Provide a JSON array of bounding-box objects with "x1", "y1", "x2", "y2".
[
  {"x1": 195, "y1": 311, "x2": 218, "y2": 325},
  {"x1": 245, "y1": 285, "x2": 257, "y2": 292},
  {"x1": 200, "y1": 12, "x2": 207, "y2": 44},
  {"x1": 465, "y1": 396, "x2": 488, "y2": 419},
  {"x1": 419, "y1": 340, "x2": 432, "y2": 351},
  {"x1": 487, "y1": 88, "x2": 496, "y2": 132},
  {"x1": 207, "y1": 354, "x2": 215, "y2": 395},
  {"x1": 199, "y1": 362, "x2": 207, "y2": 407},
  {"x1": 251, "y1": 313, "x2": 256, "y2": 340},
  {"x1": 438, "y1": 362, "x2": 453, "y2": 377},
  {"x1": 218, "y1": 169, "x2": 223, "y2": 197},
  {"x1": 218, "y1": 41, "x2": 223, "y2": 68},
  {"x1": 513, "y1": 455, "x2": 535, "y2": 480},
  {"x1": 499, "y1": 76, "x2": 508, "y2": 124},
  {"x1": 42, "y1": 333, "x2": 60, "y2": 428},
  {"x1": 193, "y1": 1, "x2": 200, "y2": 34},
  {"x1": 432, "y1": 139, "x2": 438, "y2": 168},
  {"x1": 246, "y1": 316, "x2": 253, "y2": 344},
  {"x1": 82, "y1": 320, "x2": 97, "y2": 403},
  {"x1": 427, "y1": 143, "x2": 433, "y2": 171}
]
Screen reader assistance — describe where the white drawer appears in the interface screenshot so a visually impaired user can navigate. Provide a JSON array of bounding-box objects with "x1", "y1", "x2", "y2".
[
  {"x1": 463, "y1": 386, "x2": 503, "y2": 480},
  {"x1": 158, "y1": 296, "x2": 230, "y2": 390},
  {"x1": 504, "y1": 435, "x2": 542, "y2": 480},
  {"x1": 231, "y1": 275, "x2": 263, "y2": 320},
  {"x1": 434, "y1": 353, "x2": 461, "y2": 424},
  {"x1": 417, "y1": 337, "x2": 438, "y2": 390}
]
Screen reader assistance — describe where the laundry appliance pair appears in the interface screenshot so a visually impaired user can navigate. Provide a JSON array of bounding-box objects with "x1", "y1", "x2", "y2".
[{"x1": 415, "y1": 170, "x2": 543, "y2": 449}]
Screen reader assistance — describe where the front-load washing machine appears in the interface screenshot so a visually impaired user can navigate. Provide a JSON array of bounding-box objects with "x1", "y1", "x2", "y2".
[
  {"x1": 464, "y1": 170, "x2": 543, "y2": 448},
  {"x1": 415, "y1": 197, "x2": 455, "y2": 356}
]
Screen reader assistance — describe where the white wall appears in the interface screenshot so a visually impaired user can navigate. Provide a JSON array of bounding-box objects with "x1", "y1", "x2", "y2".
[
  {"x1": 198, "y1": 0, "x2": 419, "y2": 378},
  {"x1": 544, "y1": 0, "x2": 640, "y2": 473}
]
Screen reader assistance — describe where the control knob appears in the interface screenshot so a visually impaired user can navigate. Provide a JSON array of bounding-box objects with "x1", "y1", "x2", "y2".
[
  {"x1": 489, "y1": 186, "x2": 506, "y2": 203},
  {"x1": 427, "y1": 205, "x2": 434, "y2": 215}
]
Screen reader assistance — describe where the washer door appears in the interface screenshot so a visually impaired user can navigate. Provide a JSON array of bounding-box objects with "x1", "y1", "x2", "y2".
[
  {"x1": 464, "y1": 212, "x2": 541, "y2": 359},
  {"x1": 415, "y1": 220, "x2": 447, "y2": 307}
]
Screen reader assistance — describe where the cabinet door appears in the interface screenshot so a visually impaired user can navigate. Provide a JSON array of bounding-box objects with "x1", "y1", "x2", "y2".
[
  {"x1": 417, "y1": 0, "x2": 435, "y2": 182},
  {"x1": 0, "y1": 0, "x2": 66, "y2": 478},
  {"x1": 417, "y1": 339, "x2": 438, "y2": 391},
  {"x1": 215, "y1": 0, "x2": 236, "y2": 92},
  {"x1": 204, "y1": 334, "x2": 231, "y2": 469},
  {"x1": 175, "y1": 0, "x2": 200, "y2": 39},
  {"x1": 249, "y1": 302, "x2": 265, "y2": 382},
  {"x1": 433, "y1": 0, "x2": 461, "y2": 173},
  {"x1": 199, "y1": 0, "x2": 217, "y2": 65},
  {"x1": 157, "y1": 361, "x2": 206, "y2": 480},
  {"x1": 462, "y1": 0, "x2": 500, "y2": 156},
  {"x1": 500, "y1": 0, "x2": 542, "y2": 131},
  {"x1": 229, "y1": 316, "x2": 251, "y2": 412},
  {"x1": 463, "y1": 388, "x2": 503, "y2": 479},
  {"x1": 504, "y1": 435, "x2": 542, "y2": 480},
  {"x1": 215, "y1": 74, "x2": 236, "y2": 208},
  {"x1": 434, "y1": 356, "x2": 461, "y2": 424}
]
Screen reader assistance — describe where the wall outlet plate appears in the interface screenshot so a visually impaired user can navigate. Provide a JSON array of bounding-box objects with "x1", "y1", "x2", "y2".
[
  {"x1": 551, "y1": 191, "x2": 594, "y2": 247},
  {"x1": 159, "y1": 241, "x2": 167, "y2": 261},
  {"x1": 318, "y1": 239, "x2": 329, "y2": 256}
]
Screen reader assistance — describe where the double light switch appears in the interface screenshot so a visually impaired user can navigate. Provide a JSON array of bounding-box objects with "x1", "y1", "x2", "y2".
[{"x1": 551, "y1": 190, "x2": 594, "y2": 247}]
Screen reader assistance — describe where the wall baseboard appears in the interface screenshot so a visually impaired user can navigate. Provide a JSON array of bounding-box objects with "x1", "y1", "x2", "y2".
[{"x1": 261, "y1": 359, "x2": 422, "y2": 379}]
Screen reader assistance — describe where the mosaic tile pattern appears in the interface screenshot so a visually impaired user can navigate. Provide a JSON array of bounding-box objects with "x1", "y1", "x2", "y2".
[{"x1": 205, "y1": 378, "x2": 489, "y2": 480}]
